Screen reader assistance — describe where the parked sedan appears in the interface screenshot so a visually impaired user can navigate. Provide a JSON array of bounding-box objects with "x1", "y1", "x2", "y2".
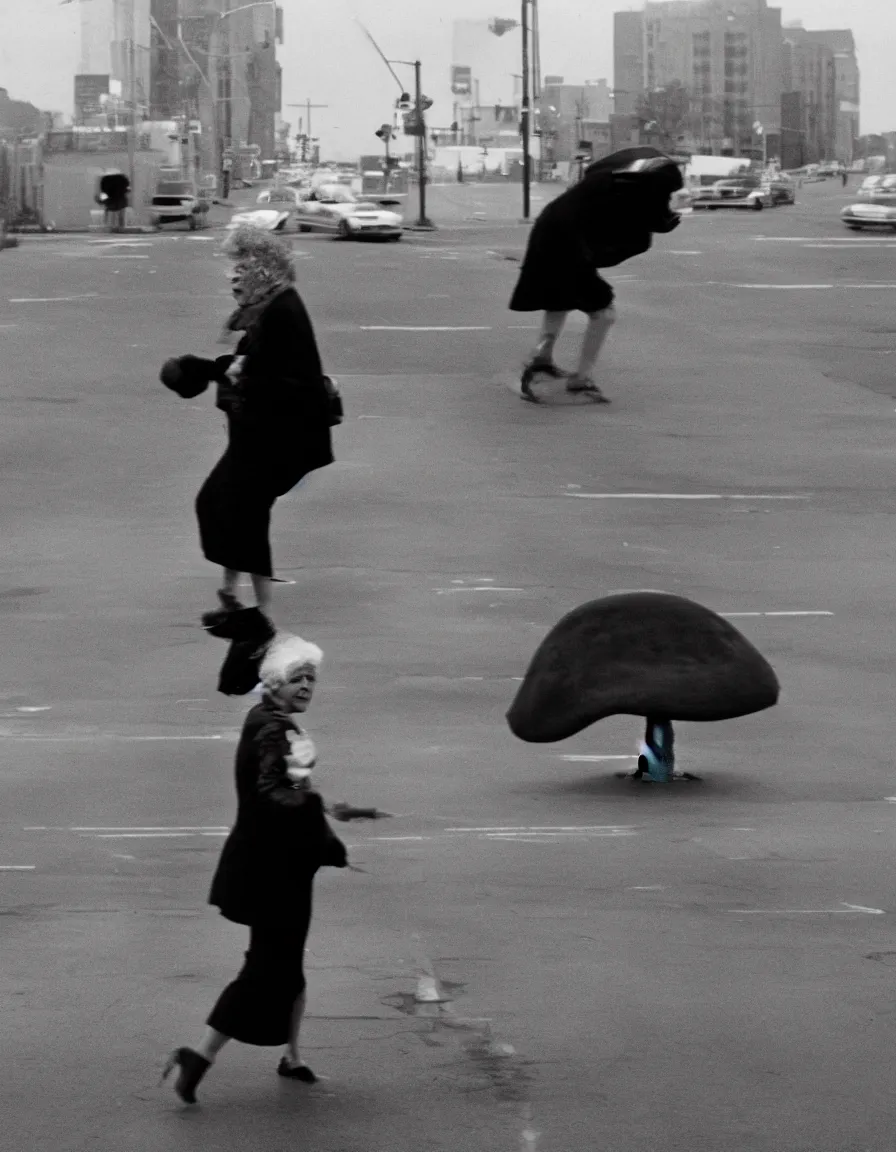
[
  {"x1": 293, "y1": 185, "x2": 403, "y2": 240},
  {"x1": 148, "y1": 178, "x2": 210, "y2": 230},
  {"x1": 841, "y1": 200, "x2": 896, "y2": 231},
  {"x1": 692, "y1": 177, "x2": 773, "y2": 211},
  {"x1": 764, "y1": 174, "x2": 796, "y2": 205}
]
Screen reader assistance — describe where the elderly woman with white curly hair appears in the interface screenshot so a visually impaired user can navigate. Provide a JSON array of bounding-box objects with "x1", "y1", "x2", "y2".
[
  {"x1": 160, "y1": 227, "x2": 336, "y2": 627},
  {"x1": 163, "y1": 633, "x2": 348, "y2": 1105}
]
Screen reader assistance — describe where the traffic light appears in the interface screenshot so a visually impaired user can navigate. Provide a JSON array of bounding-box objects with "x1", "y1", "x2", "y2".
[
  {"x1": 397, "y1": 92, "x2": 412, "y2": 112},
  {"x1": 375, "y1": 123, "x2": 395, "y2": 142}
]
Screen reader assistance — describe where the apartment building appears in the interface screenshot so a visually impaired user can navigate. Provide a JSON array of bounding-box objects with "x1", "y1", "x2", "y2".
[
  {"x1": 781, "y1": 27, "x2": 836, "y2": 164},
  {"x1": 807, "y1": 29, "x2": 859, "y2": 163},
  {"x1": 614, "y1": 0, "x2": 783, "y2": 157}
]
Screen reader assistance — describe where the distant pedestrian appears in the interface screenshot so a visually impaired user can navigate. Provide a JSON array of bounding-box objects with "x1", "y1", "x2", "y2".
[
  {"x1": 509, "y1": 148, "x2": 683, "y2": 403},
  {"x1": 841, "y1": 169, "x2": 849, "y2": 187},
  {"x1": 197, "y1": 227, "x2": 335, "y2": 624},
  {"x1": 97, "y1": 169, "x2": 130, "y2": 232},
  {"x1": 162, "y1": 634, "x2": 349, "y2": 1104}
]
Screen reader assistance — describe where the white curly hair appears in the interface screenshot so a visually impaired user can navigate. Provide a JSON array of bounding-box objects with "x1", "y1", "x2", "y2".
[{"x1": 259, "y1": 632, "x2": 323, "y2": 691}]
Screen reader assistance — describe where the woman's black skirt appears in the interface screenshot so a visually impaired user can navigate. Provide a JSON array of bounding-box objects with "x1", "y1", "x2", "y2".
[
  {"x1": 195, "y1": 447, "x2": 297, "y2": 578},
  {"x1": 207, "y1": 898, "x2": 313, "y2": 1046}
]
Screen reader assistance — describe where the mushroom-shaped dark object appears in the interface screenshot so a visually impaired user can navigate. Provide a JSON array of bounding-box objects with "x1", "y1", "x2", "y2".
[
  {"x1": 160, "y1": 354, "x2": 233, "y2": 400},
  {"x1": 506, "y1": 592, "x2": 779, "y2": 782}
]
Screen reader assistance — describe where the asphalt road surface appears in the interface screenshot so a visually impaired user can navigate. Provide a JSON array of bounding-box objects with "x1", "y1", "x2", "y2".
[{"x1": 2, "y1": 178, "x2": 896, "y2": 1152}]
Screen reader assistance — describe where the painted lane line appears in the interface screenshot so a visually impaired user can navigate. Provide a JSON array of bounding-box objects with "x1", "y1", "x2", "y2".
[
  {"x1": 757, "y1": 236, "x2": 896, "y2": 244},
  {"x1": 359, "y1": 325, "x2": 492, "y2": 332},
  {"x1": 562, "y1": 754, "x2": 637, "y2": 762},
  {"x1": 70, "y1": 826, "x2": 228, "y2": 832},
  {"x1": 0, "y1": 865, "x2": 35, "y2": 871},
  {"x1": 730, "y1": 903, "x2": 884, "y2": 916},
  {"x1": 665, "y1": 250, "x2": 702, "y2": 255},
  {"x1": 434, "y1": 586, "x2": 525, "y2": 594},
  {"x1": 9, "y1": 294, "x2": 100, "y2": 303},
  {"x1": 566, "y1": 493, "x2": 809, "y2": 501},
  {"x1": 90, "y1": 832, "x2": 206, "y2": 839},
  {"x1": 486, "y1": 830, "x2": 636, "y2": 839},
  {"x1": 721, "y1": 610, "x2": 833, "y2": 618},
  {"x1": 443, "y1": 825, "x2": 636, "y2": 833},
  {"x1": 0, "y1": 734, "x2": 231, "y2": 743},
  {"x1": 731, "y1": 284, "x2": 834, "y2": 290}
]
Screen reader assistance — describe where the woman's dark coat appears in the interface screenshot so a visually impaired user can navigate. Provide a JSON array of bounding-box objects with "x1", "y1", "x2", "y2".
[
  {"x1": 209, "y1": 699, "x2": 347, "y2": 926},
  {"x1": 195, "y1": 286, "x2": 334, "y2": 577},
  {"x1": 509, "y1": 161, "x2": 682, "y2": 314}
]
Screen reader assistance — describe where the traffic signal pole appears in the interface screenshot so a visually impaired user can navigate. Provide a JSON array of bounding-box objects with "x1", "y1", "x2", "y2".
[
  {"x1": 520, "y1": 0, "x2": 531, "y2": 220},
  {"x1": 414, "y1": 60, "x2": 430, "y2": 228}
]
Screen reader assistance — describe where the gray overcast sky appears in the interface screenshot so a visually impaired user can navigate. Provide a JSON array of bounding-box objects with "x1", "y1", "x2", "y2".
[{"x1": 2, "y1": 0, "x2": 891, "y2": 157}]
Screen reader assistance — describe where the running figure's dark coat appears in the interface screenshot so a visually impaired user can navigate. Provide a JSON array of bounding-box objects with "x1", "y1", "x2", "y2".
[
  {"x1": 509, "y1": 153, "x2": 683, "y2": 315},
  {"x1": 195, "y1": 287, "x2": 334, "y2": 577}
]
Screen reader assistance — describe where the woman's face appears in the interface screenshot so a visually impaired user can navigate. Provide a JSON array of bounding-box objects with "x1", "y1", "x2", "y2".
[
  {"x1": 229, "y1": 262, "x2": 246, "y2": 301},
  {"x1": 275, "y1": 664, "x2": 317, "y2": 713}
]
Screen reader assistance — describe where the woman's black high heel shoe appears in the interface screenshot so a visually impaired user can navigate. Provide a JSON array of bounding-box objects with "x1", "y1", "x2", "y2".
[
  {"x1": 161, "y1": 1047, "x2": 211, "y2": 1104},
  {"x1": 277, "y1": 1058, "x2": 317, "y2": 1083}
]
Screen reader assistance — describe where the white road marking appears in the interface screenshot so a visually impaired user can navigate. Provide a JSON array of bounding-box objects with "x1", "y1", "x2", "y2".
[
  {"x1": 16, "y1": 706, "x2": 51, "y2": 712},
  {"x1": 629, "y1": 885, "x2": 665, "y2": 890},
  {"x1": 0, "y1": 865, "x2": 35, "y2": 871},
  {"x1": 804, "y1": 243, "x2": 896, "y2": 249},
  {"x1": 561, "y1": 754, "x2": 637, "y2": 762},
  {"x1": 30, "y1": 826, "x2": 230, "y2": 833},
  {"x1": 721, "y1": 610, "x2": 833, "y2": 617},
  {"x1": 359, "y1": 325, "x2": 492, "y2": 331},
  {"x1": 9, "y1": 294, "x2": 100, "y2": 303},
  {"x1": 666, "y1": 250, "x2": 702, "y2": 254},
  {"x1": 732, "y1": 283, "x2": 834, "y2": 290},
  {"x1": 434, "y1": 586, "x2": 525, "y2": 593},
  {"x1": 0, "y1": 734, "x2": 230, "y2": 742},
  {"x1": 757, "y1": 236, "x2": 896, "y2": 243},
  {"x1": 566, "y1": 492, "x2": 808, "y2": 500},
  {"x1": 443, "y1": 825, "x2": 636, "y2": 833},
  {"x1": 730, "y1": 903, "x2": 884, "y2": 915}
]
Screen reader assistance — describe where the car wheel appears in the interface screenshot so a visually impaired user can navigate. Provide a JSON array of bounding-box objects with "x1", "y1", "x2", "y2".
[
  {"x1": 846, "y1": 225, "x2": 861, "y2": 231},
  {"x1": 299, "y1": 224, "x2": 312, "y2": 233},
  {"x1": 752, "y1": 199, "x2": 764, "y2": 211},
  {"x1": 389, "y1": 233, "x2": 402, "y2": 242},
  {"x1": 337, "y1": 220, "x2": 352, "y2": 240}
]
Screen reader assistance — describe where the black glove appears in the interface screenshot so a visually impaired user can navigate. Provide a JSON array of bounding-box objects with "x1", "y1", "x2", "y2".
[{"x1": 159, "y1": 355, "x2": 220, "y2": 399}]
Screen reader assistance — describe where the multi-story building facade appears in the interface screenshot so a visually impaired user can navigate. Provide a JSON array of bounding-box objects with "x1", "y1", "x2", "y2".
[
  {"x1": 613, "y1": 0, "x2": 783, "y2": 157},
  {"x1": 806, "y1": 29, "x2": 859, "y2": 163},
  {"x1": 781, "y1": 28, "x2": 836, "y2": 164},
  {"x1": 78, "y1": 0, "x2": 152, "y2": 124},
  {"x1": 538, "y1": 79, "x2": 612, "y2": 163},
  {"x1": 146, "y1": 1, "x2": 282, "y2": 170}
]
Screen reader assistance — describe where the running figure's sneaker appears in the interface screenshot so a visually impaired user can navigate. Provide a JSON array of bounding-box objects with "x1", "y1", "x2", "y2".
[{"x1": 565, "y1": 374, "x2": 610, "y2": 402}]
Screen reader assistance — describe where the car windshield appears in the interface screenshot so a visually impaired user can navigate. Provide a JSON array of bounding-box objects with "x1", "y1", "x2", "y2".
[
  {"x1": 881, "y1": 177, "x2": 896, "y2": 189},
  {"x1": 317, "y1": 187, "x2": 355, "y2": 203},
  {"x1": 719, "y1": 179, "x2": 757, "y2": 188},
  {"x1": 156, "y1": 182, "x2": 192, "y2": 196}
]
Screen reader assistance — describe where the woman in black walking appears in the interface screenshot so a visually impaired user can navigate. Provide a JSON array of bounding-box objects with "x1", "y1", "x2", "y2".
[
  {"x1": 163, "y1": 633, "x2": 348, "y2": 1103},
  {"x1": 164, "y1": 226, "x2": 335, "y2": 624}
]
